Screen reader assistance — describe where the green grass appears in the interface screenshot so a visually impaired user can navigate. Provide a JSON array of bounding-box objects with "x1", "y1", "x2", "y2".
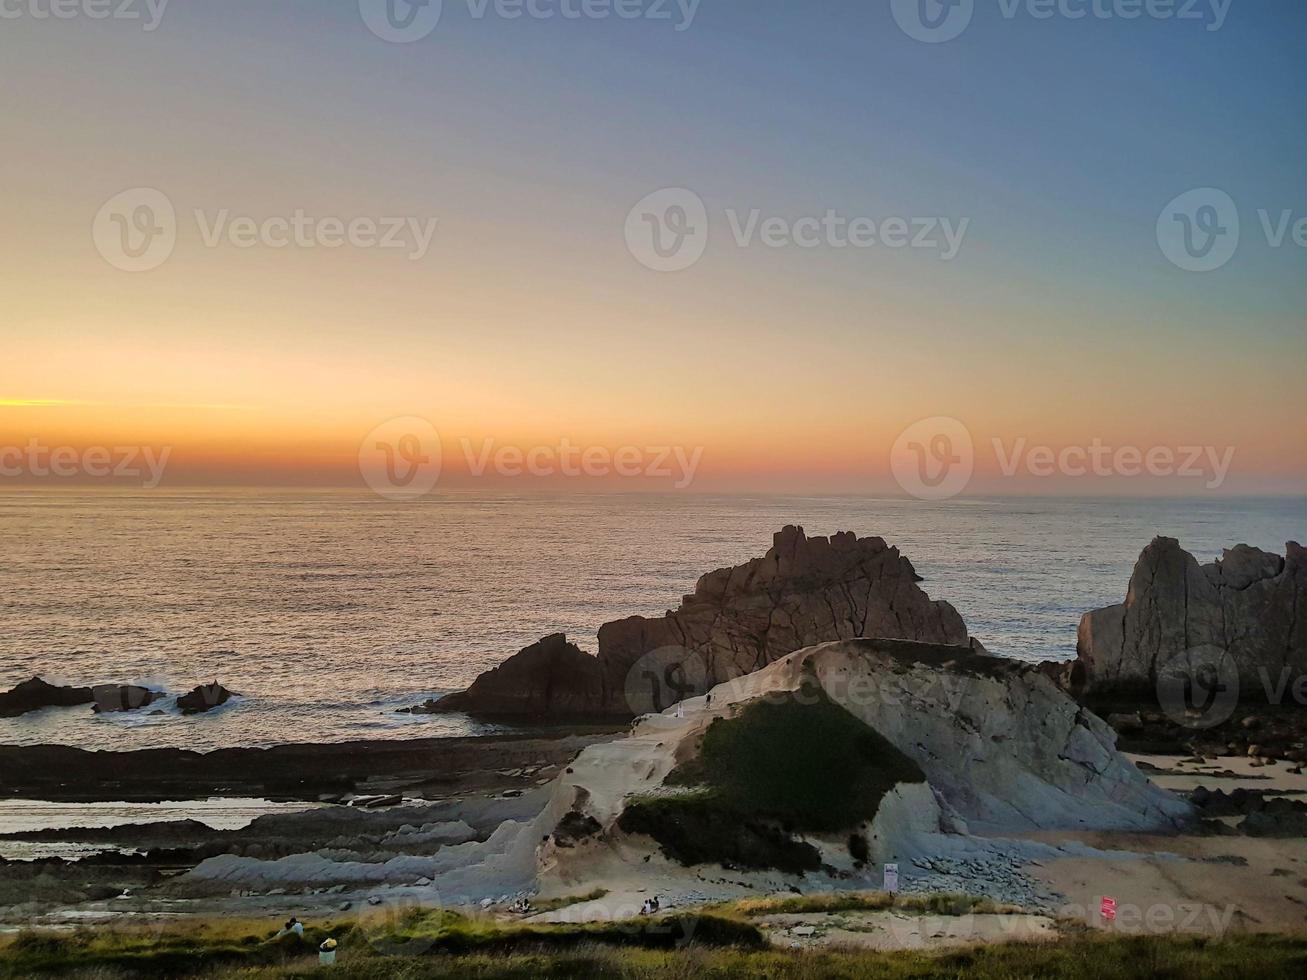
[
  {"x1": 5, "y1": 900, "x2": 1307, "y2": 979},
  {"x1": 666, "y1": 686, "x2": 925, "y2": 831},
  {"x1": 8, "y1": 932, "x2": 1307, "y2": 979},
  {"x1": 0, "y1": 907, "x2": 762, "y2": 978},
  {"x1": 719, "y1": 891, "x2": 1018, "y2": 918},
  {"x1": 619, "y1": 790, "x2": 827, "y2": 872},
  {"x1": 619, "y1": 686, "x2": 923, "y2": 871},
  {"x1": 530, "y1": 888, "x2": 611, "y2": 913}
]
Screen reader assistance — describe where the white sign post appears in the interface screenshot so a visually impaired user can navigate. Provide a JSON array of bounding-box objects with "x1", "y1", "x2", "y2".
[{"x1": 883, "y1": 863, "x2": 899, "y2": 894}]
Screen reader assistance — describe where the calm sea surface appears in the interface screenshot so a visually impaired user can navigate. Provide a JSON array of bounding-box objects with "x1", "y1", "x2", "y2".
[{"x1": 1, "y1": 492, "x2": 1303, "y2": 750}]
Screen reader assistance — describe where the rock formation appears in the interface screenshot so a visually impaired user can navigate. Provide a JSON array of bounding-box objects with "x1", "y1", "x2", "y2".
[
  {"x1": 0, "y1": 677, "x2": 94, "y2": 717},
  {"x1": 177, "y1": 682, "x2": 237, "y2": 715},
  {"x1": 92, "y1": 685, "x2": 164, "y2": 714},
  {"x1": 1077, "y1": 537, "x2": 1306, "y2": 694},
  {"x1": 707, "y1": 639, "x2": 1189, "y2": 834},
  {"x1": 187, "y1": 638, "x2": 1189, "y2": 902},
  {"x1": 427, "y1": 526, "x2": 971, "y2": 718}
]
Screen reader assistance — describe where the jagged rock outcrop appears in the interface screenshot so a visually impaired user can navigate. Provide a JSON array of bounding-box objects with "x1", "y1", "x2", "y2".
[
  {"x1": 0, "y1": 678, "x2": 94, "y2": 717},
  {"x1": 177, "y1": 682, "x2": 237, "y2": 715},
  {"x1": 427, "y1": 526, "x2": 971, "y2": 718},
  {"x1": 1077, "y1": 537, "x2": 1307, "y2": 694}
]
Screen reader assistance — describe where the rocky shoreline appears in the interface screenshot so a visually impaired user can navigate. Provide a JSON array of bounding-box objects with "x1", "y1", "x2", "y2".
[
  {"x1": 5, "y1": 526, "x2": 1307, "y2": 946},
  {"x1": 0, "y1": 730, "x2": 620, "y2": 804},
  {"x1": 0, "y1": 678, "x2": 238, "y2": 719}
]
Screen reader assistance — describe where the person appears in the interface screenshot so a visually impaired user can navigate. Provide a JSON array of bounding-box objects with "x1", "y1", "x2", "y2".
[
  {"x1": 639, "y1": 899, "x2": 652, "y2": 915},
  {"x1": 650, "y1": 896, "x2": 660, "y2": 913},
  {"x1": 277, "y1": 917, "x2": 305, "y2": 938}
]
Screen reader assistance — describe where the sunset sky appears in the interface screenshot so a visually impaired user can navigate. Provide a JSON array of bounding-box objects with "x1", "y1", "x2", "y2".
[{"x1": 2, "y1": 1, "x2": 1304, "y2": 494}]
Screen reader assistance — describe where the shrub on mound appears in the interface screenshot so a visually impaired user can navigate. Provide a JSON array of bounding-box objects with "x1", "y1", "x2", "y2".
[{"x1": 619, "y1": 686, "x2": 924, "y2": 869}]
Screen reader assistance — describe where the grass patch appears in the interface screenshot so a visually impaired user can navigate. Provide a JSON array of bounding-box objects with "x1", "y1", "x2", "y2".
[
  {"x1": 667, "y1": 685, "x2": 924, "y2": 830},
  {"x1": 0, "y1": 907, "x2": 763, "y2": 978},
  {"x1": 530, "y1": 889, "x2": 610, "y2": 913},
  {"x1": 9, "y1": 931, "x2": 1307, "y2": 978},
  {"x1": 619, "y1": 791, "x2": 824, "y2": 872},
  {"x1": 620, "y1": 686, "x2": 923, "y2": 870},
  {"x1": 0, "y1": 920, "x2": 331, "y2": 977},
  {"x1": 720, "y1": 890, "x2": 1015, "y2": 918}
]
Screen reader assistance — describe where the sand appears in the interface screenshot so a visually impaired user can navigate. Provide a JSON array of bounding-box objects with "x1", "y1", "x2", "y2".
[{"x1": 1017, "y1": 752, "x2": 1307, "y2": 935}]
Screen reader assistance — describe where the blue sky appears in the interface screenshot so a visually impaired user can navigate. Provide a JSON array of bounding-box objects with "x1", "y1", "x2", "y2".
[{"x1": 1, "y1": 0, "x2": 1303, "y2": 492}]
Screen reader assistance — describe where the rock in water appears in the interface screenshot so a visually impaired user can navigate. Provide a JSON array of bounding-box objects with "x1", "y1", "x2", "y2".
[
  {"x1": 412, "y1": 633, "x2": 604, "y2": 716},
  {"x1": 177, "y1": 683, "x2": 237, "y2": 715},
  {"x1": 92, "y1": 685, "x2": 164, "y2": 713},
  {"x1": 1077, "y1": 537, "x2": 1307, "y2": 694},
  {"x1": 0, "y1": 677, "x2": 94, "y2": 717},
  {"x1": 429, "y1": 526, "x2": 971, "y2": 718}
]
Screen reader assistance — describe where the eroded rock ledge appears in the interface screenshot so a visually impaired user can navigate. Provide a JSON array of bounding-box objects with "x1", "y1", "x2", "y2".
[{"x1": 424, "y1": 526, "x2": 971, "y2": 718}]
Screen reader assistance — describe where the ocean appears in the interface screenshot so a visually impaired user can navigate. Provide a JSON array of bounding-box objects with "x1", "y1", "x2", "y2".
[{"x1": 1, "y1": 491, "x2": 1303, "y2": 751}]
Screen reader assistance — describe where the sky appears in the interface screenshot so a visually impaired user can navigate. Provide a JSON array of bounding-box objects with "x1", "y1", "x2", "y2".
[{"x1": 1, "y1": 0, "x2": 1303, "y2": 495}]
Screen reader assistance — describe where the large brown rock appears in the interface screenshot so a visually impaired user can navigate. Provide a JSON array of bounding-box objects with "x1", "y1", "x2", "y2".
[
  {"x1": 430, "y1": 526, "x2": 971, "y2": 718},
  {"x1": 0, "y1": 677, "x2": 94, "y2": 718},
  {"x1": 425, "y1": 634, "x2": 605, "y2": 716},
  {"x1": 177, "y1": 682, "x2": 238, "y2": 715},
  {"x1": 91, "y1": 684, "x2": 164, "y2": 713},
  {"x1": 1077, "y1": 537, "x2": 1307, "y2": 694}
]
